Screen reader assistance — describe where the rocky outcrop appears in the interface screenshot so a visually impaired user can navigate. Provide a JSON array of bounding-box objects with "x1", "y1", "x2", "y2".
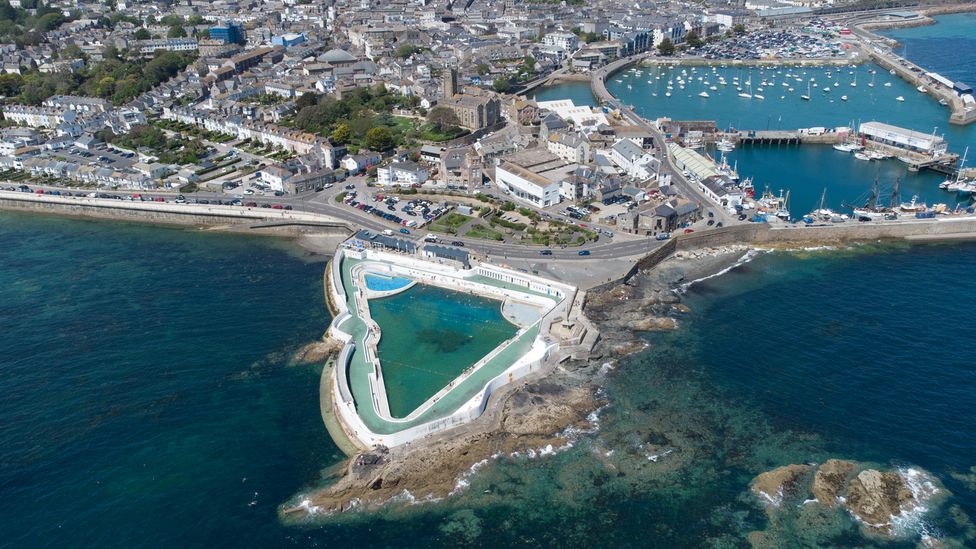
[
  {"x1": 752, "y1": 464, "x2": 811, "y2": 507},
  {"x1": 751, "y1": 460, "x2": 939, "y2": 538},
  {"x1": 846, "y1": 469, "x2": 916, "y2": 533},
  {"x1": 812, "y1": 459, "x2": 857, "y2": 507}
]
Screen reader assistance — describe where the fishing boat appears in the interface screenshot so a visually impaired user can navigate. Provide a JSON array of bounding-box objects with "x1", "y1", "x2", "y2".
[
  {"x1": 716, "y1": 137, "x2": 736, "y2": 152},
  {"x1": 898, "y1": 194, "x2": 928, "y2": 214}
]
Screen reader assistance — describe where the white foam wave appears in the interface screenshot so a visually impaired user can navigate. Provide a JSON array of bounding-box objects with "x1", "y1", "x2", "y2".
[
  {"x1": 449, "y1": 458, "x2": 490, "y2": 496},
  {"x1": 676, "y1": 248, "x2": 767, "y2": 293},
  {"x1": 889, "y1": 467, "x2": 940, "y2": 539}
]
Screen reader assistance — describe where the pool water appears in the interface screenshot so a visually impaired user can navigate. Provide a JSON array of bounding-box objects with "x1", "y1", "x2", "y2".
[
  {"x1": 367, "y1": 284, "x2": 517, "y2": 418},
  {"x1": 364, "y1": 273, "x2": 413, "y2": 292}
]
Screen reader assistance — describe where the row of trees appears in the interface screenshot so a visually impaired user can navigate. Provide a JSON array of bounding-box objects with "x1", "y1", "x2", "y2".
[{"x1": 0, "y1": 50, "x2": 195, "y2": 105}]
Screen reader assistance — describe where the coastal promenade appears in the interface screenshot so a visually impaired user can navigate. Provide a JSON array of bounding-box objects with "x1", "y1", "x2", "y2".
[{"x1": 0, "y1": 189, "x2": 354, "y2": 235}]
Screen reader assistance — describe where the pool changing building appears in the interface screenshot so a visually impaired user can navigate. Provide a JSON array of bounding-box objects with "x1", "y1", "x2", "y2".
[{"x1": 325, "y1": 239, "x2": 581, "y2": 448}]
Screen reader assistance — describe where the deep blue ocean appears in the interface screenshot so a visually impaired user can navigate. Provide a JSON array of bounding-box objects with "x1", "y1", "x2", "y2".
[{"x1": 2, "y1": 15, "x2": 975, "y2": 548}]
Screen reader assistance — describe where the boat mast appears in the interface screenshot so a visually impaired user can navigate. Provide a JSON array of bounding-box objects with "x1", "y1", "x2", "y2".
[
  {"x1": 818, "y1": 188, "x2": 826, "y2": 212},
  {"x1": 890, "y1": 177, "x2": 901, "y2": 208},
  {"x1": 866, "y1": 175, "x2": 879, "y2": 209}
]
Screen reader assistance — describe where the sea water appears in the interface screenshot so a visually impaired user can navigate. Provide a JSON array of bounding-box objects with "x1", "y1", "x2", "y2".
[{"x1": 5, "y1": 17, "x2": 976, "y2": 547}]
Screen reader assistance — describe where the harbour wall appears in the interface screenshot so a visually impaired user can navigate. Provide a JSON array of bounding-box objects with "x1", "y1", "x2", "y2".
[
  {"x1": 597, "y1": 216, "x2": 976, "y2": 290},
  {"x1": 0, "y1": 191, "x2": 354, "y2": 237}
]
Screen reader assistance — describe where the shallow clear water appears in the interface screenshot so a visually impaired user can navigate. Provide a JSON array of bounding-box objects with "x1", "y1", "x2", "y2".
[{"x1": 367, "y1": 284, "x2": 516, "y2": 417}]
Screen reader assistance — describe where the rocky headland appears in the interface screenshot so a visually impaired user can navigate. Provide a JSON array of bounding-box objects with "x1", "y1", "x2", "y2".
[{"x1": 279, "y1": 246, "x2": 755, "y2": 521}]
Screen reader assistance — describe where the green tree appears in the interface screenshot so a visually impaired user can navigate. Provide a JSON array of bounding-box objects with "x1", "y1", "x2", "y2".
[
  {"x1": 330, "y1": 122, "x2": 350, "y2": 145},
  {"x1": 364, "y1": 126, "x2": 393, "y2": 151},
  {"x1": 657, "y1": 37, "x2": 675, "y2": 56},
  {"x1": 133, "y1": 27, "x2": 150, "y2": 40},
  {"x1": 426, "y1": 105, "x2": 459, "y2": 132},
  {"x1": 394, "y1": 44, "x2": 421, "y2": 59},
  {"x1": 168, "y1": 24, "x2": 186, "y2": 38},
  {"x1": 685, "y1": 30, "x2": 703, "y2": 48},
  {"x1": 0, "y1": 73, "x2": 22, "y2": 96},
  {"x1": 492, "y1": 78, "x2": 511, "y2": 93},
  {"x1": 476, "y1": 63, "x2": 489, "y2": 76},
  {"x1": 295, "y1": 91, "x2": 318, "y2": 109},
  {"x1": 733, "y1": 23, "x2": 746, "y2": 35}
]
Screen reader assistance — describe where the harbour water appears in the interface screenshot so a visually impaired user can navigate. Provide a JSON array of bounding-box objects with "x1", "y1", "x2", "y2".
[{"x1": 534, "y1": 14, "x2": 976, "y2": 213}]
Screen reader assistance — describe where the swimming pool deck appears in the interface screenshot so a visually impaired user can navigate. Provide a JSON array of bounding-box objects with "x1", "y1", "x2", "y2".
[{"x1": 328, "y1": 248, "x2": 576, "y2": 447}]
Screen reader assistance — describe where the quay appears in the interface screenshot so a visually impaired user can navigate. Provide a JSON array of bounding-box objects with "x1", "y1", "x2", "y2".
[{"x1": 851, "y1": 18, "x2": 976, "y2": 125}]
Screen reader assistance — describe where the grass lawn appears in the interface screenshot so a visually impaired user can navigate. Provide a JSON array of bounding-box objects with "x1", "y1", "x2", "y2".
[
  {"x1": 466, "y1": 224, "x2": 504, "y2": 241},
  {"x1": 418, "y1": 123, "x2": 468, "y2": 142},
  {"x1": 428, "y1": 212, "x2": 471, "y2": 234}
]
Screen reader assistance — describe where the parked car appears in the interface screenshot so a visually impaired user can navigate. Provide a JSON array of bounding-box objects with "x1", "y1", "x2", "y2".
[
  {"x1": 655, "y1": 232, "x2": 671, "y2": 240},
  {"x1": 245, "y1": 201, "x2": 257, "y2": 207},
  {"x1": 399, "y1": 228, "x2": 410, "y2": 234},
  {"x1": 451, "y1": 240, "x2": 464, "y2": 247},
  {"x1": 684, "y1": 228, "x2": 694, "y2": 234}
]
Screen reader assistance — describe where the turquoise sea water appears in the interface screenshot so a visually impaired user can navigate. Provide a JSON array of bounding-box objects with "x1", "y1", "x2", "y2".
[{"x1": 367, "y1": 285, "x2": 516, "y2": 418}]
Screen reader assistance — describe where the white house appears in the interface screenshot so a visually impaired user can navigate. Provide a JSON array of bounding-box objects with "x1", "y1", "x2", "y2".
[
  {"x1": 609, "y1": 138, "x2": 660, "y2": 180},
  {"x1": 377, "y1": 161, "x2": 428, "y2": 186}
]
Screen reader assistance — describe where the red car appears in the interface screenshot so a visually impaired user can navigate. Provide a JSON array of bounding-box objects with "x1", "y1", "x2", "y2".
[
  {"x1": 271, "y1": 204, "x2": 283, "y2": 209},
  {"x1": 684, "y1": 228, "x2": 695, "y2": 234}
]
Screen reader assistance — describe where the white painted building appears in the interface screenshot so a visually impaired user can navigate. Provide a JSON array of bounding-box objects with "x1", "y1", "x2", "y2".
[
  {"x1": 542, "y1": 32, "x2": 579, "y2": 51},
  {"x1": 377, "y1": 161, "x2": 428, "y2": 186},
  {"x1": 495, "y1": 161, "x2": 562, "y2": 207}
]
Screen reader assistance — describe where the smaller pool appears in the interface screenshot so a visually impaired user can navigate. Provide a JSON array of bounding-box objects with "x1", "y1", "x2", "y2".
[{"x1": 364, "y1": 273, "x2": 413, "y2": 292}]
